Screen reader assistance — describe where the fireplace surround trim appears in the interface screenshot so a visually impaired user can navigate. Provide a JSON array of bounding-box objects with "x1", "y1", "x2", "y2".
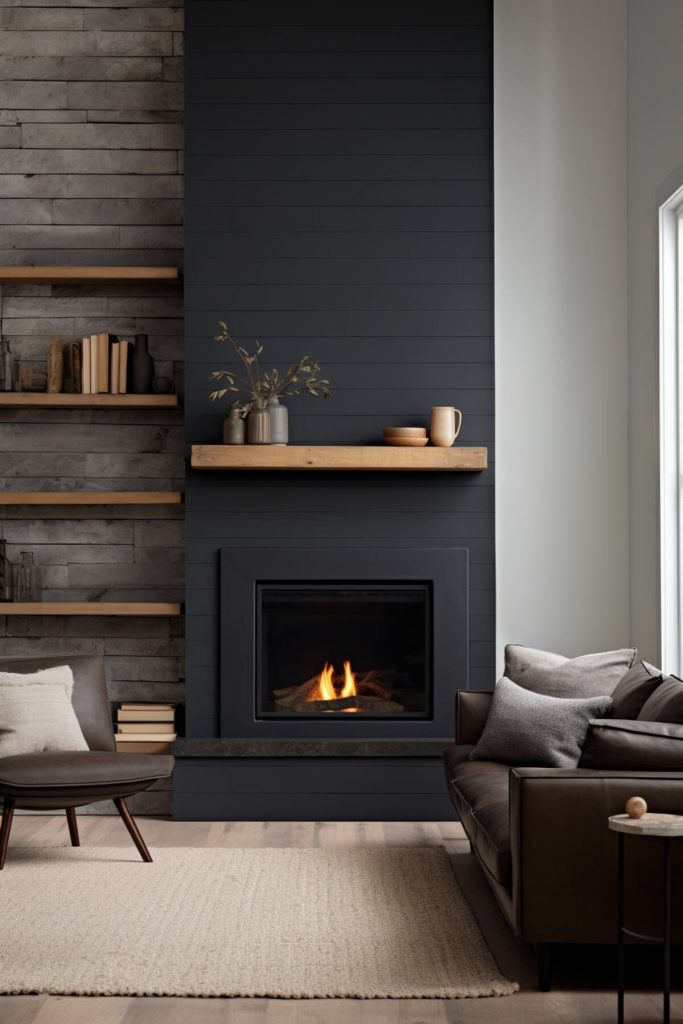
[{"x1": 219, "y1": 544, "x2": 469, "y2": 741}]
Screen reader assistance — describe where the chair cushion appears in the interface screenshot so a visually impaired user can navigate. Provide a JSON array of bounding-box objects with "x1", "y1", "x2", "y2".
[
  {"x1": 444, "y1": 746, "x2": 511, "y2": 887},
  {"x1": 0, "y1": 665, "x2": 89, "y2": 757},
  {"x1": 0, "y1": 750, "x2": 173, "y2": 796},
  {"x1": 0, "y1": 655, "x2": 114, "y2": 753}
]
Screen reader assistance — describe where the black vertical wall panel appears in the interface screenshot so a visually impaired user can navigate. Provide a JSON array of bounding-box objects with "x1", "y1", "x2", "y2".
[{"x1": 184, "y1": 0, "x2": 494, "y2": 738}]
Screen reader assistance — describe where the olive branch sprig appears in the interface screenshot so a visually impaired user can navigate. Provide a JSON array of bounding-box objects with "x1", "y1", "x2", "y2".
[{"x1": 209, "y1": 320, "x2": 331, "y2": 412}]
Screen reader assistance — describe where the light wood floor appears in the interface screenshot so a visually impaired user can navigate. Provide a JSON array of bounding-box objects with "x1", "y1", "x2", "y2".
[{"x1": 1, "y1": 815, "x2": 681, "y2": 1023}]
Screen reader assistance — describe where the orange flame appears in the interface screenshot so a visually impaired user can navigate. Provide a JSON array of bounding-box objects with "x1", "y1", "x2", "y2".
[
  {"x1": 311, "y1": 661, "x2": 359, "y2": 705},
  {"x1": 340, "y1": 660, "x2": 357, "y2": 698}
]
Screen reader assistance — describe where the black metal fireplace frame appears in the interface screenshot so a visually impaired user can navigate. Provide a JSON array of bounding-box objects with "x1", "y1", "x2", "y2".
[{"x1": 219, "y1": 545, "x2": 468, "y2": 740}]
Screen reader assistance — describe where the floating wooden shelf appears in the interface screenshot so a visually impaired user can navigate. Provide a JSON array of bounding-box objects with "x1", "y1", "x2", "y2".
[
  {"x1": 191, "y1": 445, "x2": 487, "y2": 472},
  {"x1": 0, "y1": 602, "x2": 181, "y2": 617},
  {"x1": 0, "y1": 393, "x2": 178, "y2": 409},
  {"x1": 0, "y1": 492, "x2": 182, "y2": 506},
  {"x1": 0, "y1": 266, "x2": 179, "y2": 284}
]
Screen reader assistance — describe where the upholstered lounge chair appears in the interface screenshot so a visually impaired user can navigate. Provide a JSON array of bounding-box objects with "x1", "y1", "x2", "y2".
[{"x1": 0, "y1": 655, "x2": 174, "y2": 868}]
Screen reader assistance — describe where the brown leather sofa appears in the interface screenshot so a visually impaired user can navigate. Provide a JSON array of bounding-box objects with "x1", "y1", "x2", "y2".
[
  {"x1": 444, "y1": 690, "x2": 683, "y2": 990},
  {"x1": 0, "y1": 655, "x2": 173, "y2": 868}
]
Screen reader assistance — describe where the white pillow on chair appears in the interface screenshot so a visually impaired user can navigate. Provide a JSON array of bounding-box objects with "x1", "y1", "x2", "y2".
[{"x1": 0, "y1": 665, "x2": 89, "y2": 757}]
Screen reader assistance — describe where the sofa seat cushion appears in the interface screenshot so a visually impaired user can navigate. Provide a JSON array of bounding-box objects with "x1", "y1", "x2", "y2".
[
  {"x1": 444, "y1": 746, "x2": 511, "y2": 887},
  {"x1": 0, "y1": 750, "x2": 173, "y2": 798}
]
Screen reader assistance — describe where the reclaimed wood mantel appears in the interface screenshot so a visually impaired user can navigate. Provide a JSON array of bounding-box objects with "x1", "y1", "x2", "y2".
[{"x1": 190, "y1": 445, "x2": 487, "y2": 472}]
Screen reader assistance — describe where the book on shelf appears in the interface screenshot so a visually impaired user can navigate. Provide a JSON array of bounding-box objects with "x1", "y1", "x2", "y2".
[
  {"x1": 117, "y1": 708, "x2": 175, "y2": 723},
  {"x1": 118, "y1": 339, "x2": 129, "y2": 394},
  {"x1": 117, "y1": 722, "x2": 175, "y2": 734},
  {"x1": 89, "y1": 333, "x2": 98, "y2": 393},
  {"x1": 120, "y1": 703, "x2": 174, "y2": 711},
  {"x1": 110, "y1": 340, "x2": 120, "y2": 394},
  {"x1": 81, "y1": 337, "x2": 91, "y2": 394},
  {"x1": 98, "y1": 333, "x2": 110, "y2": 393},
  {"x1": 115, "y1": 733, "x2": 176, "y2": 755}
]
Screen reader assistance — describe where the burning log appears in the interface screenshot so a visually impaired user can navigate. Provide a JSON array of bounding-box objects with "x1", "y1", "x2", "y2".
[
  {"x1": 273, "y1": 663, "x2": 403, "y2": 713},
  {"x1": 297, "y1": 695, "x2": 404, "y2": 714}
]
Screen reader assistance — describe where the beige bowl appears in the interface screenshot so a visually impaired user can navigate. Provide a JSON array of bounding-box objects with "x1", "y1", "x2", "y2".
[
  {"x1": 383, "y1": 426, "x2": 427, "y2": 438},
  {"x1": 384, "y1": 436, "x2": 429, "y2": 447}
]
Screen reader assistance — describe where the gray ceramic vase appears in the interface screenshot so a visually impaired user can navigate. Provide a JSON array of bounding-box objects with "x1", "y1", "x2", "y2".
[
  {"x1": 247, "y1": 398, "x2": 271, "y2": 444},
  {"x1": 223, "y1": 404, "x2": 245, "y2": 444},
  {"x1": 267, "y1": 395, "x2": 288, "y2": 445}
]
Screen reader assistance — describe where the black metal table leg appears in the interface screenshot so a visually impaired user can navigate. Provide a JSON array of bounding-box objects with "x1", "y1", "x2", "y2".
[
  {"x1": 618, "y1": 831, "x2": 625, "y2": 1024},
  {"x1": 663, "y1": 836, "x2": 671, "y2": 1024}
]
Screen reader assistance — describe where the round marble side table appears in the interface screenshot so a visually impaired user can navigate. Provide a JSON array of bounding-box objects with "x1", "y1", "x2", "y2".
[{"x1": 608, "y1": 812, "x2": 683, "y2": 1024}]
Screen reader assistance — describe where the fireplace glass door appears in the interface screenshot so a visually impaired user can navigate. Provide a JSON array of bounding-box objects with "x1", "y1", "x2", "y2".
[{"x1": 256, "y1": 583, "x2": 431, "y2": 718}]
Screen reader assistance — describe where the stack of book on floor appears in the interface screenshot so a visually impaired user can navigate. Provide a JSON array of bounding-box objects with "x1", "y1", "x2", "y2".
[
  {"x1": 74, "y1": 332, "x2": 131, "y2": 394},
  {"x1": 114, "y1": 703, "x2": 176, "y2": 754}
]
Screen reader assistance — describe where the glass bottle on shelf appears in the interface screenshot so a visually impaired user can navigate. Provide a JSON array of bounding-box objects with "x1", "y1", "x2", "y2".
[
  {"x1": 0, "y1": 540, "x2": 12, "y2": 602},
  {"x1": 13, "y1": 551, "x2": 41, "y2": 602},
  {"x1": 0, "y1": 337, "x2": 14, "y2": 391}
]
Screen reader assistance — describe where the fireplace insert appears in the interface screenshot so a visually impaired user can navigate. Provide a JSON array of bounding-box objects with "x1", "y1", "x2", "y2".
[
  {"x1": 256, "y1": 584, "x2": 431, "y2": 718},
  {"x1": 219, "y1": 545, "x2": 467, "y2": 739}
]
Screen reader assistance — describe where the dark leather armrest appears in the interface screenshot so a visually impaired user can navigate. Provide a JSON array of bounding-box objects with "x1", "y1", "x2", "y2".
[
  {"x1": 580, "y1": 718, "x2": 683, "y2": 770},
  {"x1": 508, "y1": 767, "x2": 683, "y2": 944},
  {"x1": 455, "y1": 690, "x2": 493, "y2": 744}
]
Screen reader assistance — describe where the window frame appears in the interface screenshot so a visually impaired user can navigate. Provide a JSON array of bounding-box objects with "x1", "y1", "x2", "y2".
[{"x1": 659, "y1": 184, "x2": 683, "y2": 674}]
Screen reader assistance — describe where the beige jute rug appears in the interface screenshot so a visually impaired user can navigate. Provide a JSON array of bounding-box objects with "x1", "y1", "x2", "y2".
[{"x1": 0, "y1": 846, "x2": 517, "y2": 999}]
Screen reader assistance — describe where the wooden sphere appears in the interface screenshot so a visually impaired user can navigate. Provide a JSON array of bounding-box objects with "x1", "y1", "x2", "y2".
[{"x1": 625, "y1": 796, "x2": 648, "y2": 819}]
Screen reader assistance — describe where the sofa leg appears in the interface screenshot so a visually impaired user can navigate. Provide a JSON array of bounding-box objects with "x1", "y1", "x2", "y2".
[
  {"x1": 66, "y1": 808, "x2": 80, "y2": 847},
  {"x1": 0, "y1": 798, "x2": 15, "y2": 870},
  {"x1": 114, "y1": 797, "x2": 153, "y2": 863},
  {"x1": 536, "y1": 943, "x2": 552, "y2": 992}
]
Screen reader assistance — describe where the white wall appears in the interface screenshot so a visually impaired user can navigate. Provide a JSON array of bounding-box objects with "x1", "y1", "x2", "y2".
[
  {"x1": 627, "y1": 0, "x2": 683, "y2": 665},
  {"x1": 494, "y1": 0, "x2": 630, "y2": 664}
]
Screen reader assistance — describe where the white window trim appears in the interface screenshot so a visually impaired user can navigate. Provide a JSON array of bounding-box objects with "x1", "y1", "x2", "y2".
[{"x1": 659, "y1": 183, "x2": 683, "y2": 675}]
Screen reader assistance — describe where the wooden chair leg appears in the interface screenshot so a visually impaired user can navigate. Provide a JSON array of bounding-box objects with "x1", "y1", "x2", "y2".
[
  {"x1": 65, "y1": 807, "x2": 80, "y2": 847},
  {"x1": 0, "y1": 798, "x2": 16, "y2": 870},
  {"x1": 114, "y1": 796, "x2": 152, "y2": 863}
]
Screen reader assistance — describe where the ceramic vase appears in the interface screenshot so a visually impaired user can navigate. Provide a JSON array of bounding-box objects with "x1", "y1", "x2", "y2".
[
  {"x1": 223, "y1": 405, "x2": 245, "y2": 444},
  {"x1": 247, "y1": 398, "x2": 271, "y2": 444},
  {"x1": 430, "y1": 406, "x2": 463, "y2": 447},
  {"x1": 131, "y1": 333, "x2": 154, "y2": 394},
  {"x1": 267, "y1": 395, "x2": 288, "y2": 445}
]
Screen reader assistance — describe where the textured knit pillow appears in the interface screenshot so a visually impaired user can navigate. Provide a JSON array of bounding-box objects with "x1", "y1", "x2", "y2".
[
  {"x1": 609, "y1": 661, "x2": 663, "y2": 719},
  {"x1": 505, "y1": 644, "x2": 637, "y2": 697},
  {"x1": 0, "y1": 665, "x2": 89, "y2": 756},
  {"x1": 470, "y1": 675, "x2": 612, "y2": 768},
  {"x1": 638, "y1": 676, "x2": 683, "y2": 725}
]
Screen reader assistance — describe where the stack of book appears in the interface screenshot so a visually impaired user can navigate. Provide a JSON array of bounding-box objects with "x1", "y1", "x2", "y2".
[
  {"x1": 79, "y1": 333, "x2": 131, "y2": 395},
  {"x1": 114, "y1": 703, "x2": 176, "y2": 754}
]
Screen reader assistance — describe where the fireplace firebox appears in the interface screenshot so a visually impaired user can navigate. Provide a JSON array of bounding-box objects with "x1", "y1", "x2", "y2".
[
  {"x1": 220, "y1": 546, "x2": 468, "y2": 740},
  {"x1": 257, "y1": 584, "x2": 430, "y2": 718}
]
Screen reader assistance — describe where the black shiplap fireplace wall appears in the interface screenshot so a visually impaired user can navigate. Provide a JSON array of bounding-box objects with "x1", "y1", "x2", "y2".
[{"x1": 184, "y1": 2, "x2": 494, "y2": 748}]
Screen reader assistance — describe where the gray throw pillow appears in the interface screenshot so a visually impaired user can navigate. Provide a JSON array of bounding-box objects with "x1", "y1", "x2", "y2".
[
  {"x1": 609, "y1": 661, "x2": 663, "y2": 719},
  {"x1": 505, "y1": 644, "x2": 637, "y2": 697},
  {"x1": 0, "y1": 665, "x2": 89, "y2": 756},
  {"x1": 470, "y1": 675, "x2": 612, "y2": 768}
]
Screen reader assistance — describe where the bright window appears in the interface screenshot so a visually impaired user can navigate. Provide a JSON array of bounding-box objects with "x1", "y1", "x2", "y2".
[{"x1": 660, "y1": 184, "x2": 683, "y2": 674}]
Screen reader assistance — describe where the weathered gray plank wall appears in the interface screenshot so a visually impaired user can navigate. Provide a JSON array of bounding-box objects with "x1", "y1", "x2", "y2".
[{"x1": 0, "y1": 0, "x2": 185, "y2": 815}]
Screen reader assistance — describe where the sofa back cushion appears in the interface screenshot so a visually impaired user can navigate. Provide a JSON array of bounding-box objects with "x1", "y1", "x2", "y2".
[
  {"x1": 638, "y1": 676, "x2": 683, "y2": 725},
  {"x1": 505, "y1": 644, "x2": 637, "y2": 697},
  {"x1": 469, "y1": 675, "x2": 612, "y2": 768},
  {"x1": 580, "y1": 718, "x2": 683, "y2": 770},
  {"x1": 609, "y1": 661, "x2": 663, "y2": 719},
  {"x1": 0, "y1": 665, "x2": 89, "y2": 757}
]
